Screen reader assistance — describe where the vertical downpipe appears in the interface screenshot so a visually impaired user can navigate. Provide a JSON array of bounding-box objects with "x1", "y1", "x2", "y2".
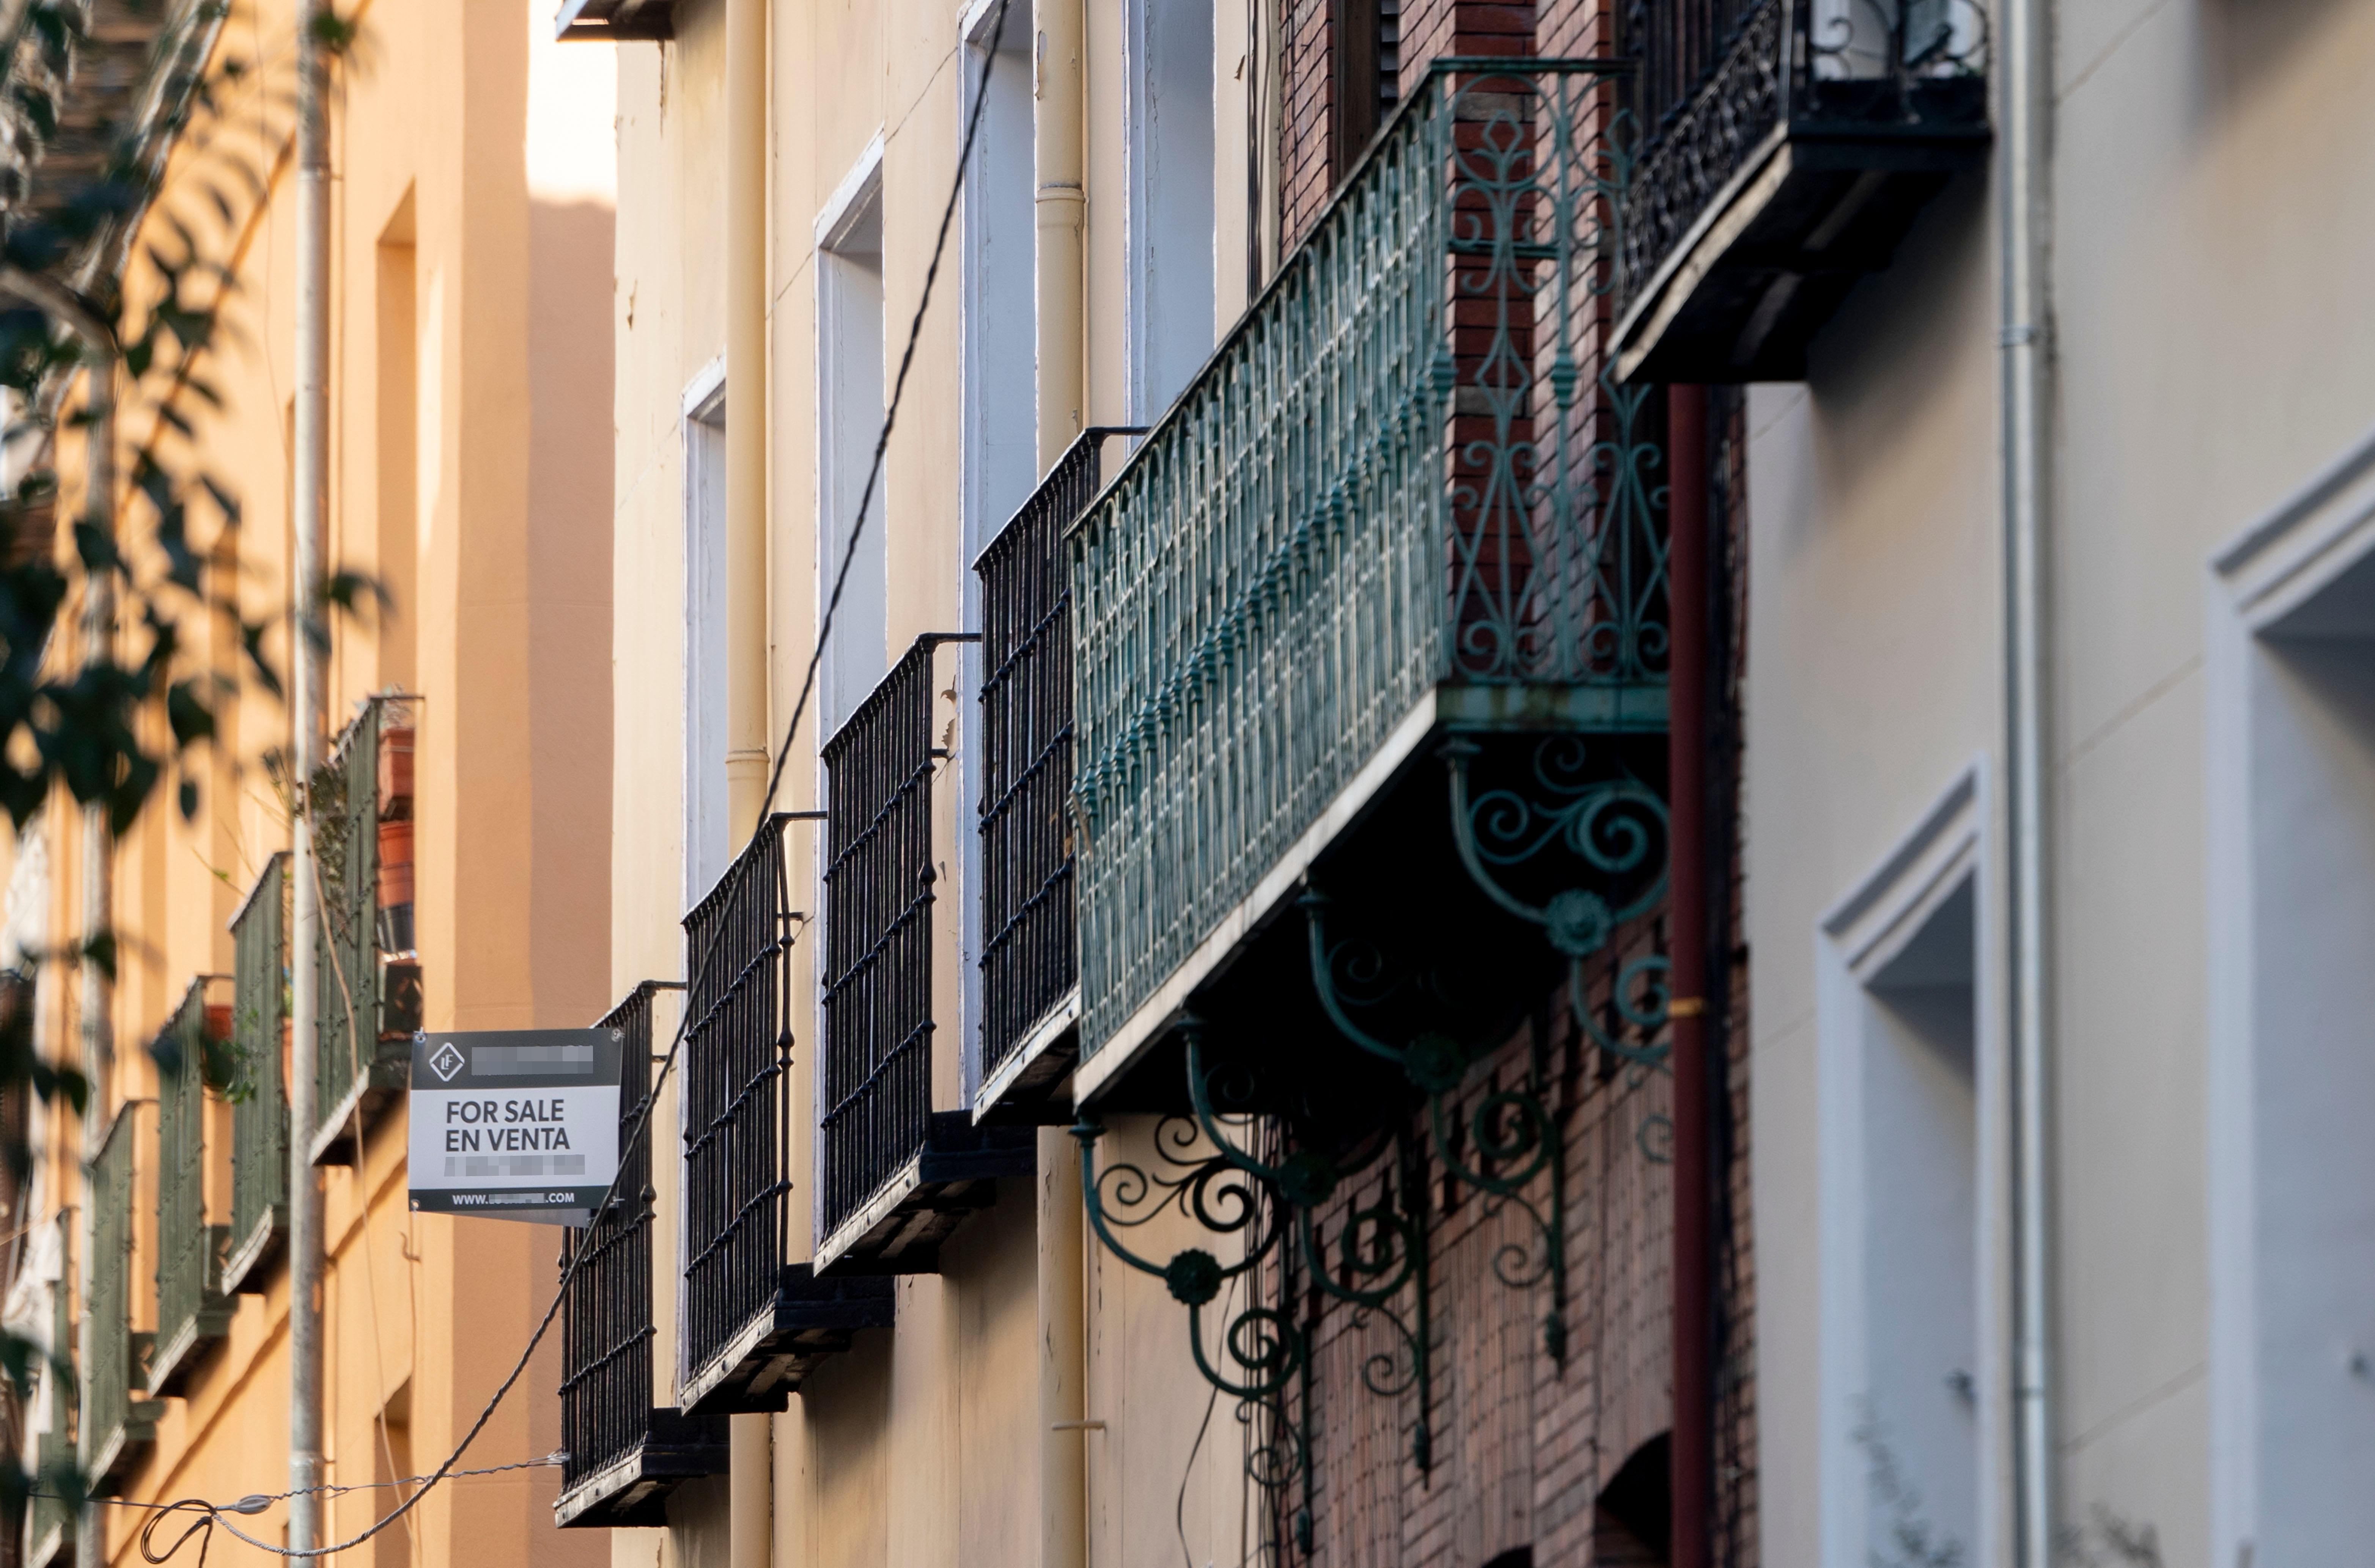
[
  {"x1": 2000, "y1": 0, "x2": 2056, "y2": 1551},
  {"x1": 1034, "y1": 0, "x2": 1086, "y2": 470},
  {"x1": 287, "y1": 0, "x2": 332, "y2": 1555},
  {"x1": 71, "y1": 328, "x2": 115, "y2": 1568},
  {"x1": 725, "y1": 0, "x2": 774, "y2": 1559},
  {"x1": 1666, "y1": 383, "x2": 1713, "y2": 1568},
  {"x1": 1035, "y1": 2, "x2": 1091, "y2": 1566}
]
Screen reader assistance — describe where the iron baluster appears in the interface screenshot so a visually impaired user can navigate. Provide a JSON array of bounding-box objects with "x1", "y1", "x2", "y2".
[{"x1": 680, "y1": 815, "x2": 804, "y2": 1396}]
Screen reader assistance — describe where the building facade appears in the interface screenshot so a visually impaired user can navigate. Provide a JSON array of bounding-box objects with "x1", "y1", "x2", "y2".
[
  {"x1": 578, "y1": 0, "x2": 1751, "y2": 1565},
  {"x1": 1725, "y1": 0, "x2": 2375, "y2": 1565},
  {"x1": 0, "y1": 1, "x2": 618, "y2": 1565}
]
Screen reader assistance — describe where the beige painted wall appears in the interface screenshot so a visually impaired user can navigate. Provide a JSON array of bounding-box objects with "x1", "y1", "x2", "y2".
[
  {"x1": 1747, "y1": 1, "x2": 2375, "y2": 1565},
  {"x1": 11, "y1": 0, "x2": 617, "y2": 1562},
  {"x1": 605, "y1": 0, "x2": 1254, "y2": 1562}
]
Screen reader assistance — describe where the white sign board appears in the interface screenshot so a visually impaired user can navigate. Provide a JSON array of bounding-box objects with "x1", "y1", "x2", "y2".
[{"x1": 407, "y1": 1028, "x2": 624, "y2": 1226}]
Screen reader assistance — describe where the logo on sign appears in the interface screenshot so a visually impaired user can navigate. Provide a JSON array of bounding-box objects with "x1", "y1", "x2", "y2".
[{"x1": 429, "y1": 1040, "x2": 467, "y2": 1083}]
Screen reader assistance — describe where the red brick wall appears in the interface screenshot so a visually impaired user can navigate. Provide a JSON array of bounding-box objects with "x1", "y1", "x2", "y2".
[
  {"x1": 1282, "y1": 0, "x2": 1338, "y2": 250},
  {"x1": 1255, "y1": 7, "x2": 1758, "y2": 1564}
]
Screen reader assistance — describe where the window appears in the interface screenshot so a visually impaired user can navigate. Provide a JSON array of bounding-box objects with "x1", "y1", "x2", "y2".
[
  {"x1": 2209, "y1": 448, "x2": 2375, "y2": 1566},
  {"x1": 1818, "y1": 775, "x2": 1981, "y2": 1568},
  {"x1": 960, "y1": 2, "x2": 1036, "y2": 1082},
  {"x1": 682, "y1": 360, "x2": 728, "y2": 903},
  {"x1": 1126, "y1": 0, "x2": 1217, "y2": 419},
  {"x1": 818, "y1": 149, "x2": 889, "y2": 737}
]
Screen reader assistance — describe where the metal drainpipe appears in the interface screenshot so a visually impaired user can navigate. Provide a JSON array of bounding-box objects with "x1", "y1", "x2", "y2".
[
  {"x1": 724, "y1": 0, "x2": 775, "y2": 1557},
  {"x1": 44, "y1": 303, "x2": 113, "y2": 1568},
  {"x1": 1033, "y1": 0, "x2": 1085, "y2": 470},
  {"x1": 1665, "y1": 383, "x2": 1713, "y2": 1568},
  {"x1": 288, "y1": 0, "x2": 332, "y2": 1554},
  {"x1": 1034, "y1": 0, "x2": 1090, "y2": 1564},
  {"x1": 2000, "y1": 0, "x2": 2056, "y2": 1553},
  {"x1": 1026, "y1": 0, "x2": 1088, "y2": 1558}
]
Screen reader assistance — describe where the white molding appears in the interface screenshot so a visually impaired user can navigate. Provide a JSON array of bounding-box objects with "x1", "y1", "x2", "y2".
[
  {"x1": 815, "y1": 132, "x2": 887, "y2": 252},
  {"x1": 681, "y1": 353, "x2": 727, "y2": 424},
  {"x1": 2205, "y1": 420, "x2": 2375, "y2": 1568},
  {"x1": 2213, "y1": 416, "x2": 2375, "y2": 629},
  {"x1": 959, "y1": 0, "x2": 1010, "y2": 46},
  {"x1": 1813, "y1": 759, "x2": 1997, "y2": 1568},
  {"x1": 1820, "y1": 763, "x2": 1983, "y2": 979}
]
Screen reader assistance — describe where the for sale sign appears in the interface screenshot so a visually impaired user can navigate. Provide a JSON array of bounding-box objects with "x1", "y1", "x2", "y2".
[{"x1": 407, "y1": 1028, "x2": 624, "y2": 1226}]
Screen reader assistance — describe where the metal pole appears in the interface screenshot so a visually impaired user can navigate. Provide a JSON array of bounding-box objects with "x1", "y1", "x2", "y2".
[
  {"x1": 288, "y1": 0, "x2": 332, "y2": 1553},
  {"x1": 1664, "y1": 383, "x2": 1712, "y2": 1568},
  {"x1": 724, "y1": 0, "x2": 768, "y2": 839},
  {"x1": 1033, "y1": 0, "x2": 1085, "y2": 470},
  {"x1": 1034, "y1": 7, "x2": 1091, "y2": 1566},
  {"x1": 2000, "y1": 0, "x2": 2056, "y2": 1548},
  {"x1": 71, "y1": 329, "x2": 115, "y2": 1568},
  {"x1": 722, "y1": 0, "x2": 774, "y2": 1557}
]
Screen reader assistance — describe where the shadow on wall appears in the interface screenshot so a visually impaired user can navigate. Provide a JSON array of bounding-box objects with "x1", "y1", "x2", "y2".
[{"x1": 1596, "y1": 1431, "x2": 1671, "y2": 1566}]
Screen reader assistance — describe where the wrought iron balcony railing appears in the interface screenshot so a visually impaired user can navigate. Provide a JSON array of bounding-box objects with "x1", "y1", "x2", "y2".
[
  {"x1": 1611, "y1": 0, "x2": 1989, "y2": 379},
  {"x1": 26, "y1": 1214, "x2": 74, "y2": 1568},
  {"x1": 821, "y1": 637, "x2": 945, "y2": 1248},
  {"x1": 224, "y1": 853, "x2": 288, "y2": 1293},
  {"x1": 311, "y1": 694, "x2": 420, "y2": 1165},
  {"x1": 1070, "y1": 60, "x2": 1668, "y2": 1087},
  {"x1": 974, "y1": 429, "x2": 1139, "y2": 1114},
  {"x1": 681, "y1": 813, "x2": 799, "y2": 1403},
  {"x1": 678, "y1": 814, "x2": 895, "y2": 1414},
  {"x1": 556, "y1": 981, "x2": 727, "y2": 1528},
  {"x1": 820, "y1": 635, "x2": 1030, "y2": 1269},
  {"x1": 150, "y1": 976, "x2": 232, "y2": 1397},
  {"x1": 83, "y1": 1103, "x2": 160, "y2": 1493}
]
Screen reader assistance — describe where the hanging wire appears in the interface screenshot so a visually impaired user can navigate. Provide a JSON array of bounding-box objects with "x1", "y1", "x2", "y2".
[{"x1": 99, "y1": 0, "x2": 1020, "y2": 1553}]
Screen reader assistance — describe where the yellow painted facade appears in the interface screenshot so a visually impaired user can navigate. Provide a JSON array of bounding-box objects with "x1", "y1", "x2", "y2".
[
  {"x1": 600, "y1": 0, "x2": 1265, "y2": 1564},
  {"x1": 4, "y1": 1, "x2": 620, "y2": 1564}
]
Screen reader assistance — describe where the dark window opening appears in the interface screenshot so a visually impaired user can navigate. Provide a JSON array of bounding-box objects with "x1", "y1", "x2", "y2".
[{"x1": 1596, "y1": 1431, "x2": 1672, "y2": 1566}]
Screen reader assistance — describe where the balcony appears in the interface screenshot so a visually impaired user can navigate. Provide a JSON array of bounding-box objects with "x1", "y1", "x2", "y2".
[
  {"x1": 223, "y1": 854, "x2": 288, "y2": 1293},
  {"x1": 818, "y1": 636, "x2": 1032, "y2": 1271},
  {"x1": 1070, "y1": 61, "x2": 1670, "y2": 1105},
  {"x1": 556, "y1": 981, "x2": 728, "y2": 1527},
  {"x1": 25, "y1": 1216, "x2": 75, "y2": 1568},
  {"x1": 1611, "y1": 0, "x2": 1990, "y2": 382},
  {"x1": 149, "y1": 977, "x2": 232, "y2": 1397},
  {"x1": 310, "y1": 696, "x2": 420, "y2": 1166},
  {"x1": 973, "y1": 429, "x2": 1140, "y2": 1118},
  {"x1": 84, "y1": 1104, "x2": 161, "y2": 1493},
  {"x1": 678, "y1": 815, "x2": 895, "y2": 1416}
]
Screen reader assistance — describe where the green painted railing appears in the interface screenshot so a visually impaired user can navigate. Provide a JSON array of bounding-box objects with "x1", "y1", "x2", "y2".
[
  {"x1": 313, "y1": 696, "x2": 418, "y2": 1155},
  {"x1": 27, "y1": 1215, "x2": 74, "y2": 1568},
  {"x1": 226, "y1": 853, "x2": 288, "y2": 1290},
  {"x1": 1070, "y1": 61, "x2": 1666, "y2": 1062},
  {"x1": 82, "y1": 1104, "x2": 158, "y2": 1493},
  {"x1": 151, "y1": 977, "x2": 232, "y2": 1394}
]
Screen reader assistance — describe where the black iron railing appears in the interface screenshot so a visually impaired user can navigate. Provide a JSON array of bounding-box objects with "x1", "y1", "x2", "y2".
[
  {"x1": 975, "y1": 431, "x2": 1138, "y2": 1091},
  {"x1": 561, "y1": 980, "x2": 680, "y2": 1494},
  {"x1": 680, "y1": 815, "x2": 801, "y2": 1395},
  {"x1": 1617, "y1": 0, "x2": 1987, "y2": 309},
  {"x1": 225, "y1": 855, "x2": 287, "y2": 1291},
  {"x1": 819, "y1": 635, "x2": 968, "y2": 1244},
  {"x1": 313, "y1": 695, "x2": 420, "y2": 1159},
  {"x1": 151, "y1": 977, "x2": 231, "y2": 1395}
]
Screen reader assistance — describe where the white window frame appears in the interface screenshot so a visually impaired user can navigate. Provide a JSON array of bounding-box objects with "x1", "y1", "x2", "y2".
[
  {"x1": 1122, "y1": 0, "x2": 1217, "y2": 422},
  {"x1": 2207, "y1": 420, "x2": 2375, "y2": 1568},
  {"x1": 680, "y1": 354, "x2": 729, "y2": 910},
  {"x1": 1815, "y1": 762, "x2": 2001, "y2": 1568},
  {"x1": 815, "y1": 134, "x2": 890, "y2": 742},
  {"x1": 956, "y1": 0, "x2": 1037, "y2": 1099}
]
